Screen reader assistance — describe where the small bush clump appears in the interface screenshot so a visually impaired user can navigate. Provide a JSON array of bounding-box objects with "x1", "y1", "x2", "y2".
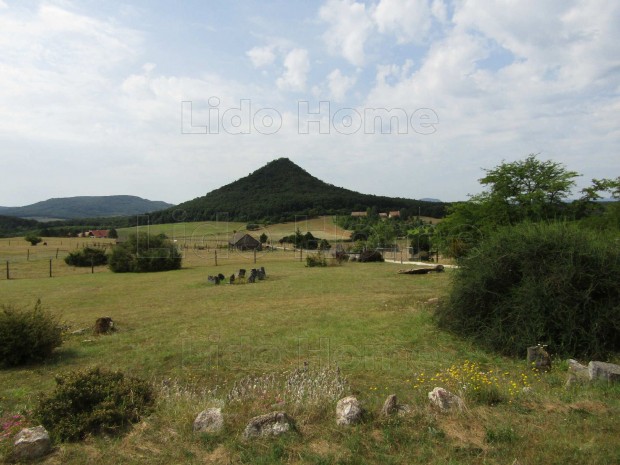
[
  {"x1": 35, "y1": 367, "x2": 155, "y2": 442},
  {"x1": 109, "y1": 232, "x2": 182, "y2": 273},
  {"x1": 0, "y1": 300, "x2": 62, "y2": 367},
  {"x1": 305, "y1": 254, "x2": 327, "y2": 267},
  {"x1": 436, "y1": 222, "x2": 620, "y2": 358},
  {"x1": 64, "y1": 247, "x2": 108, "y2": 267},
  {"x1": 358, "y1": 250, "x2": 384, "y2": 262}
]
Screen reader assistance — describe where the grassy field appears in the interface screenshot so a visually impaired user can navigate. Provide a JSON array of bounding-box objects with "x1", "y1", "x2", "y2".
[
  {"x1": 0, "y1": 236, "x2": 619, "y2": 464},
  {"x1": 119, "y1": 216, "x2": 352, "y2": 248}
]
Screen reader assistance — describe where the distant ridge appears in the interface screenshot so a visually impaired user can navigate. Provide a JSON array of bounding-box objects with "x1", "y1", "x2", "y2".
[
  {"x1": 0, "y1": 195, "x2": 175, "y2": 220},
  {"x1": 149, "y1": 158, "x2": 445, "y2": 223}
]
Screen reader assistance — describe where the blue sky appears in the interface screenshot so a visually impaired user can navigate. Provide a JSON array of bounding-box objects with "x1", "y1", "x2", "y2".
[{"x1": 1, "y1": 0, "x2": 618, "y2": 206}]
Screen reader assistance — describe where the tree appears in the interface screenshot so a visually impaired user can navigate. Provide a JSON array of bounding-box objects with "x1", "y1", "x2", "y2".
[
  {"x1": 108, "y1": 228, "x2": 118, "y2": 239},
  {"x1": 576, "y1": 176, "x2": 620, "y2": 229},
  {"x1": 436, "y1": 155, "x2": 580, "y2": 257},
  {"x1": 109, "y1": 233, "x2": 182, "y2": 273},
  {"x1": 478, "y1": 154, "x2": 579, "y2": 222},
  {"x1": 259, "y1": 232, "x2": 268, "y2": 244},
  {"x1": 25, "y1": 234, "x2": 42, "y2": 246},
  {"x1": 366, "y1": 220, "x2": 396, "y2": 249}
]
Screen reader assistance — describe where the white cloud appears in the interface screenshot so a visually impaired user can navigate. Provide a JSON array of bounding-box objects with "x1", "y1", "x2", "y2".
[
  {"x1": 0, "y1": 1, "x2": 7, "y2": 9},
  {"x1": 430, "y1": 0, "x2": 448, "y2": 23},
  {"x1": 319, "y1": 0, "x2": 374, "y2": 67},
  {"x1": 246, "y1": 45, "x2": 276, "y2": 68},
  {"x1": 327, "y1": 68, "x2": 357, "y2": 101},
  {"x1": 373, "y1": 0, "x2": 432, "y2": 44},
  {"x1": 276, "y1": 48, "x2": 310, "y2": 91}
]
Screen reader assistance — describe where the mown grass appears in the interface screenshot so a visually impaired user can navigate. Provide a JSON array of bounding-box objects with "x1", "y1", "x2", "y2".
[{"x1": 0, "y1": 236, "x2": 618, "y2": 464}]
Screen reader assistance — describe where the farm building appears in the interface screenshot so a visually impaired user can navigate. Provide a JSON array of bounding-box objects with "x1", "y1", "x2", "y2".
[
  {"x1": 229, "y1": 232, "x2": 261, "y2": 251},
  {"x1": 78, "y1": 230, "x2": 110, "y2": 238}
]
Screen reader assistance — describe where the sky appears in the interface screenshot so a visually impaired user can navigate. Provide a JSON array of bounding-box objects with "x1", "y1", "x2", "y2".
[{"x1": 0, "y1": 0, "x2": 618, "y2": 207}]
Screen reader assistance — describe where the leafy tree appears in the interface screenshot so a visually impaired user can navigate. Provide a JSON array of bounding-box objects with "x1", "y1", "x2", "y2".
[
  {"x1": 108, "y1": 228, "x2": 118, "y2": 239},
  {"x1": 259, "y1": 232, "x2": 268, "y2": 244},
  {"x1": 109, "y1": 233, "x2": 182, "y2": 273},
  {"x1": 366, "y1": 220, "x2": 396, "y2": 249},
  {"x1": 436, "y1": 155, "x2": 580, "y2": 257},
  {"x1": 478, "y1": 154, "x2": 578, "y2": 222},
  {"x1": 25, "y1": 234, "x2": 42, "y2": 246}
]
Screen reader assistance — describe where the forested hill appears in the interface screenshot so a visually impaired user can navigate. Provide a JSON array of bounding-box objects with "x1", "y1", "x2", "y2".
[
  {"x1": 149, "y1": 158, "x2": 446, "y2": 223},
  {"x1": 0, "y1": 196, "x2": 174, "y2": 220}
]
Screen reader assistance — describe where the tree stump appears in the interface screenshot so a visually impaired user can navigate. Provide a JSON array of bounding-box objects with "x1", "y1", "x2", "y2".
[{"x1": 94, "y1": 317, "x2": 114, "y2": 334}]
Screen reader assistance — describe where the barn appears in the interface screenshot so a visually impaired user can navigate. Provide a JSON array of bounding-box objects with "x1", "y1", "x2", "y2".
[{"x1": 229, "y1": 232, "x2": 261, "y2": 251}]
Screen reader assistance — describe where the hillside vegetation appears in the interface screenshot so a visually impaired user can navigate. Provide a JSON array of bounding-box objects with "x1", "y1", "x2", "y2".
[
  {"x1": 149, "y1": 158, "x2": 445, "y2": 223},
  {"x1": 0, "y1": 195, "x2": 174, "y2": 220}
]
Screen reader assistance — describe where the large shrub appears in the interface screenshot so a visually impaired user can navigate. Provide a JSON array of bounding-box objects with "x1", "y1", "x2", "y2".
[
  {"x1": 109, "y1": 233, "x2": 182, "y2": 273},
  {"x1": 0, "y1": 300, "x2": 62, "y2": 367},
  {"x1": 64, "y1": 247, "x2": 108, "y2": 267},
  {"x1": 35, "y1": 367, "x2": 155, "y2": 442},
  {"x1": 436, "y1": 222, "x2": 620, "y2": 358}
]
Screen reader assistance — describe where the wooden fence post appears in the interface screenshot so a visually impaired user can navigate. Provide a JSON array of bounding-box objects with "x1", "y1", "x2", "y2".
[
  {"x1": 6, "y1": 261, "x2": 9, "y2": 280},
  {"x1": 49, "y1": 259, "x2": 52, "y2": 278},
  {"x1": 214, "y1": 250, "x2": 218, "y2": 266},
  {"x1": 27, "y1": 249, "x2": 30, "y2": 261}
]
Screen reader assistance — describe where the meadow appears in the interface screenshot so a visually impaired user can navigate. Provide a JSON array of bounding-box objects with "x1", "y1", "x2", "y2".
[{"x1": 0, "y1": 223, "x2": 619, "y2": 464}]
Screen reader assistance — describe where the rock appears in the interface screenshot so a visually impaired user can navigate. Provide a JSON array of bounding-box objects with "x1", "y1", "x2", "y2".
[
  {"x1": 229, "y1": 274, "x2": 235, "y2": 284},
  {"x1": 248, "y1": 274, "x2": 256, "y2": 283},
  {"x1": 217, "y1": 273, "x2": 225, "y2": 281},
  {"x1": 527, "y1": 345, "x2": 551, "y2": 372},
  {"x1": 193, "y1": 408, "x2": 224, "y2": 433},
  {"x1": 381, "y1": 394, "x2": 398, "y2": 416},
  {"x1": 207, "y1": 275, "x2": 220, "y2": 285},
  {"x1": 426, "y1": 297, "x2": 439, "y2": 305},
  {"x1": 71, "y1": 328, "x2": 87, "y2": 335},
  {"x1": 243, "y1": 412, "x2": 295, "y2": 439},
  {"x1": 13, "y1": 426, "x2": 51, "y2": 460},
  {"x1": 567, "y1": 359, "x2": 589, "y2": 380},
  {"x1": 237, "y1": 269, "x2": 246, "y2": 279},
  {"x1": 428, "y1": 387, "x2": 464, "y2": 412},
  {"x1": 336, "y1": 396, "x2": 364, "y2": 425},
  {"x1": 257, "y1": 268, "x2": 266, "y2": 280},
  {"x1": 94, "y1": 317, "x2": 114, "y2": 334},
  {"x1": 588, "y1": 361, "x2": 620, "y2": 383}
]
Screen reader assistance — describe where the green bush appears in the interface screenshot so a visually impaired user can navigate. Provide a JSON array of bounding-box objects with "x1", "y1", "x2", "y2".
[
  {"x1": 436, "y1": 222, "x2": 620, "y2": 358},
  {"x1": 24, "y1": 234, "x2": 42, "y2": 246},
  {"x1": 109, "y1": 232, "x2": 182, "y2": 273},
  {"x1": 0, "y1": 300, "x2": 62, "y2": 367},
  {"x1": 306, "y1": 254, "x2": 327, "y2": 267},
  {"x1": 35, "y1": 367, "x2": 155, "y2": 442},
  {"x1": 64, "y1": 247, "x2": 108, "y2": 267}
]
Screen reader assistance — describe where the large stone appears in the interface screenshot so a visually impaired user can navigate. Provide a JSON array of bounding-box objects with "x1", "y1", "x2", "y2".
[
  {"x1": 588, "y1": 361, "x2": 620, "y2": 383},
  {"x1": 336, "y1": 396, "x2": 364, "y2": 425},
  {"x1": 13, "y1": 426, "x2": 51, "y2": 460},
  {"x1": 428, "y1": 387, "x2": 464, "y2": 412},
  {"x1": 193, "y1": 408, "x2": 224, "y2": 433},
  {"x1": 567, "y1": 359, "x2": 589, "y2": 381},
  {"x1": 243, "y1": 412, "x2": 295, "y2": 439},
  {"x1": 381, "y1": 394, "x2": 398, "y2": 416},
  {"x1": 527, "y1": 345, "x2": 551, "y2": 372}
]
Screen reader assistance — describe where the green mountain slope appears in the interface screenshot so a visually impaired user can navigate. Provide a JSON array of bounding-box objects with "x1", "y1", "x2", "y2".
[
  {"x1": 149, "y1": 158, "x2": 445, "y2": 223},
  {"x1": 0, "y1": 195, "x2": 174, "y2": 220}
]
